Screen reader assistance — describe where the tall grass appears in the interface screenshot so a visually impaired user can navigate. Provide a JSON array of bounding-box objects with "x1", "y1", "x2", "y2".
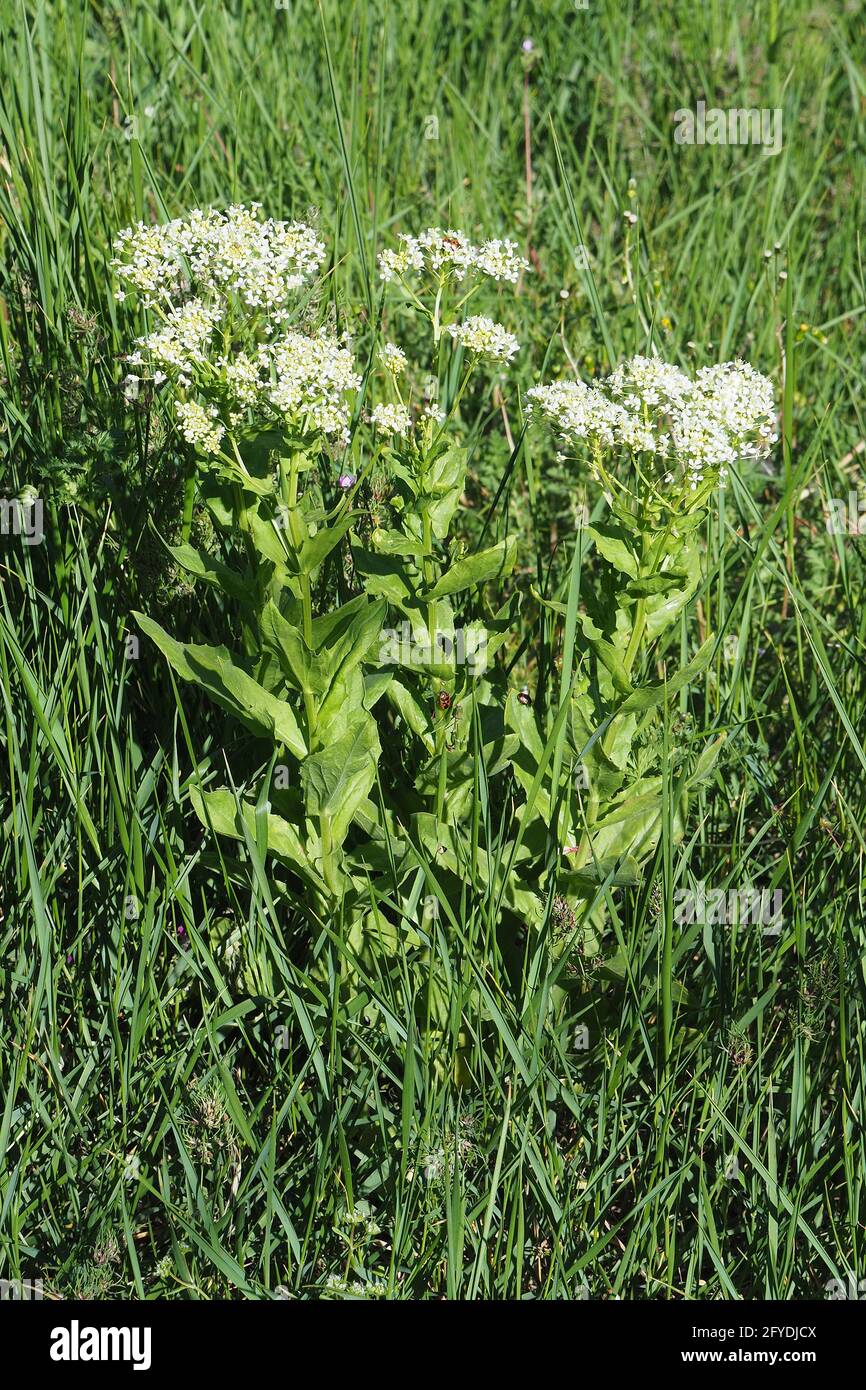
[{"x1": 1, "y1": 0, "x2": 864, "y2": 1299}]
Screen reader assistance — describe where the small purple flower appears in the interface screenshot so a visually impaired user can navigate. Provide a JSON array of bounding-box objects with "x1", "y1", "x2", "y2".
[
  {"x1": 66, "y1": 952, "x2": 74, "y2": 965},
  {"x1": 522, "y1": 38, "x2": 534, "y2": 52},
  {"x1": 337, "y1": 473, "x2": 356, "y2": 491}
]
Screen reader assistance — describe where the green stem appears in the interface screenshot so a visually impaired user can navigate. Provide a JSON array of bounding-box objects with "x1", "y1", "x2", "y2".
[
  {"x1": 320, "y1": 814, "x2": 339, "y2": 897},
  {"x1": 623, "y1": 597, "x2": 646, "y2": 675},
  {"x1": 280, "y1": 453, "x2": 318, "y2": 740},
  {"x1": 181, "y1": 468, "x2": 196, "y2": 544},
  {"x1": 432, "y1": 283, "x2": 443, "y2": 345},
  {"x1": 422, "y1": 508, "x2": 448, "y2": 823}
]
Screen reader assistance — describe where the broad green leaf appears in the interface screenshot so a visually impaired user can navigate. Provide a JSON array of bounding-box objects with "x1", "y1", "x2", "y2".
[
  {"x1": 300, "y1": 712, "x2": 381, "y2": 846},
  {"x1": 425, "y1": 446, "x2": 467, "y2": 539},
  {"x1": 372, "y1": 527, "x2": 428, "y2": 557},
  {"x1": 352, "y1": 549, "x2": 418, "y2": 606},
  {"x1": 134, "y1": 613, "x2": 307, "y2": 757},
  {"x1": 587, "y1": 523, "x2": 639, "y2": 578},
  {"x1": 623, "y1": 571, "x2": 687, "y2": 598},
  {"x1": 189, "y1": 785, "x2": 323, "y2": 892},
  {"x1": 420, "y1": 537, "x2": 517, "y2": 600},
  {"x1": 386, "y1": 677, "x2": 435, "y2": 752},
  {"x1": 260, "y1": 601, "x2": 326, "y2": 693},
  {"x1": 689, "y1": 732, "x2": 727, "y2": 785},
  {"x1": 581, "y1": 615, "x2": 633, "y2": 696},
  {"x1": 163, "y1": 540, "x2": 253, "y2": 604},
  {"x1": 619, "y1": 635, "x2": 715, "y2": 712},
  {"x1": 298, "y1": 510, "x2": 356, "y2": 574}
]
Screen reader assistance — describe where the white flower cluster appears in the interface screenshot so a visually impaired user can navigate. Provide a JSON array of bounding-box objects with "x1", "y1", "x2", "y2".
[
  {"x1": 112, "y1": 203, "x2": 325, "y2": 321},
  {"x1": 370, "y1": 402, "x2": 413, "y2": 437},
  {"x1": 127, "y1": 298, "x2": 221, "y2": 386},
  {"x1": 113, "y1": 208, "x2": 364, "y2": 449},
  {"x1": 606, "y1": 355, "x2": 693, "y2": 412},
  {"x1": 378, "y1": 227, "x2": 527, "y2": 284},
  {"x1": 692, "y1": 361, "x2": 777, "y2": 459},
  {"x1": 174, "y1": 400, "x2": 225, "y2": 455},
  {"x1": 528, "y1": 355, "x2": 776, "y2": 489},
  {"x1": 526, "y1": 380, "x2": 654, "y2": 451},
  {"x1": 266, "y1": 331, "x2": 362, "y2": 444},
  {"x1": 137, "y1": 328, "x2": 360, "y2": 446},
  {"x1": 379, "y1": 342, "x2": 408, "y2": 376},
  {"x1": 446, "y1": 315, "x2": 520, "y2": 362}
]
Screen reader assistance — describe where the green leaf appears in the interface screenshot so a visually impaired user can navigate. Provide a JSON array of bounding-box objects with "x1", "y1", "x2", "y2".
[
  {"x1": 619, "y1": 635, "x2": 715, "y2": 713},
  {"x1": 352, "y1": 549, "x2": 418, "y2": 606},
  {"x1": 420, "y1": 537, "x2": 517, "y2": 600},
  {"x1": 260, "y1": 601, "x2": 326, "y2": 694},
  {"x1": 300, "y1": 712, "x2": 381, "y2": 847},
  {"x1": 372, "y1": 527, "x2": 428, "y2": 557},
  {"x1": 189, "y1": 786, "x2": 324, "y2": 892},
  {"x1": 581, "y1": 616, "x2": 633, "y2": 696},
  {"x1": 134, "y1": 613, "x2": 307, "y2": 757},
  {"x1": 425, "y1": 446, "x2": 467, "y2": 539},
  {"x1": 587, "y1": 523, "x2": 639, "y2": 578},
  {"x1": 298, "y1": 510, "x2": 356, "y2": 574},
  {"x1": 689, "y1": 732, "x2": 727, "y2": 785},
  {"x1": 560, "y1": 854, "x2": 642, "y2": 897},
  {"x1": 387, "y1": 677, "x2": 435, "y2": 752},
  {"x1": 162, "y1": 540, "x2": 253, "y2": 604},
  {"x1": 623, "y1": 571, "x2": 687, "y2": 598},
  {"x1": 644, "y1": 540, "x2": 701, "y2": 639}
]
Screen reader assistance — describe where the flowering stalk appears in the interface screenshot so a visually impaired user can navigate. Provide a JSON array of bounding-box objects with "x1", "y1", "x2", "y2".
[
  {"x1": 525, "y1": 354, "x2": 777, "y2": 958},
  {"x1": 113, "y1": 205, "x2": 777, "y2": 1068}
]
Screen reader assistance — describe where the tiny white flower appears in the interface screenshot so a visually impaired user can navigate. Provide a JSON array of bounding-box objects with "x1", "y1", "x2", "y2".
[
  {"x1": 370, "y1": 402, "x2": 412, "y2": 437},
  {"x1": 175, "y1": 399, "x2": 225, "y2": 454},
  {"x1": 379, "y1": 342, "x2": 408, "y2": 376},
  {"x1": 446, "y1": 315, "x2": 520, "y2": 362}
]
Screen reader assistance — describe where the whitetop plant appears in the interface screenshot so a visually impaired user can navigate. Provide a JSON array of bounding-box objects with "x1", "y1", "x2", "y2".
[
  {"x1": 112, "y1": 202, "x2": 325, "y2": 318},
  {"x1": 379, "y1": 342, "x2": 408, "y2": 376},
  {"x1": 370, "y1": 402, "x2": 413, "y2": 437},
  {"x1": 115, "y1": 206, "x2": 776, "y2": 1066},
  {"x1": 528, "y1": 354, "x2": 776, "y2": 499}
]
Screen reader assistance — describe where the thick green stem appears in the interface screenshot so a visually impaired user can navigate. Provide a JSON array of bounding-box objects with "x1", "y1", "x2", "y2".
[
  {"x1": 280, "y1": 453, "x2": 318, "y2": 741},
  {"x1": 623, "y1": 597, "x2": 646, "y2": 675},
  {"x1": 181, "y1": 468, "x2": 196, "y2": 544}
]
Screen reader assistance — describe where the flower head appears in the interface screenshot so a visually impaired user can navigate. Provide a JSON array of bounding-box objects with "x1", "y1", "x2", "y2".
[
  {"x1": 370, "y1": 402, "x2": 413, "y2": 437},
  {"x1": 174, "y1": 400, "x2": 225, "y2": 455},
  {"x1": 112, "y1": 204, "x2": 325, "y2": 319},
  {"x1": 140, "y1": 298, "x2": 221, "y2": 382},
  {"x1": 446, "y1": 316, "x2": 520, "y2": 361},
  {"x1": 528, "y1": 354, "x2": 776, "y2": 492},
  {"x1": 379, "y1": 342, "x2": 408, "y2": 376},
  {"x1": 265, "y1": 331, "x2": 361, "y2": 444},
  {"x1": 377, "y1": 228, "x2": 527, "y2": 285}
]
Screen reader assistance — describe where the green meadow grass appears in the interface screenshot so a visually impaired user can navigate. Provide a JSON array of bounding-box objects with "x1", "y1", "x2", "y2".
[{"x1": 0, "y1": 0, "x2": 864, "y2": 1299}]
